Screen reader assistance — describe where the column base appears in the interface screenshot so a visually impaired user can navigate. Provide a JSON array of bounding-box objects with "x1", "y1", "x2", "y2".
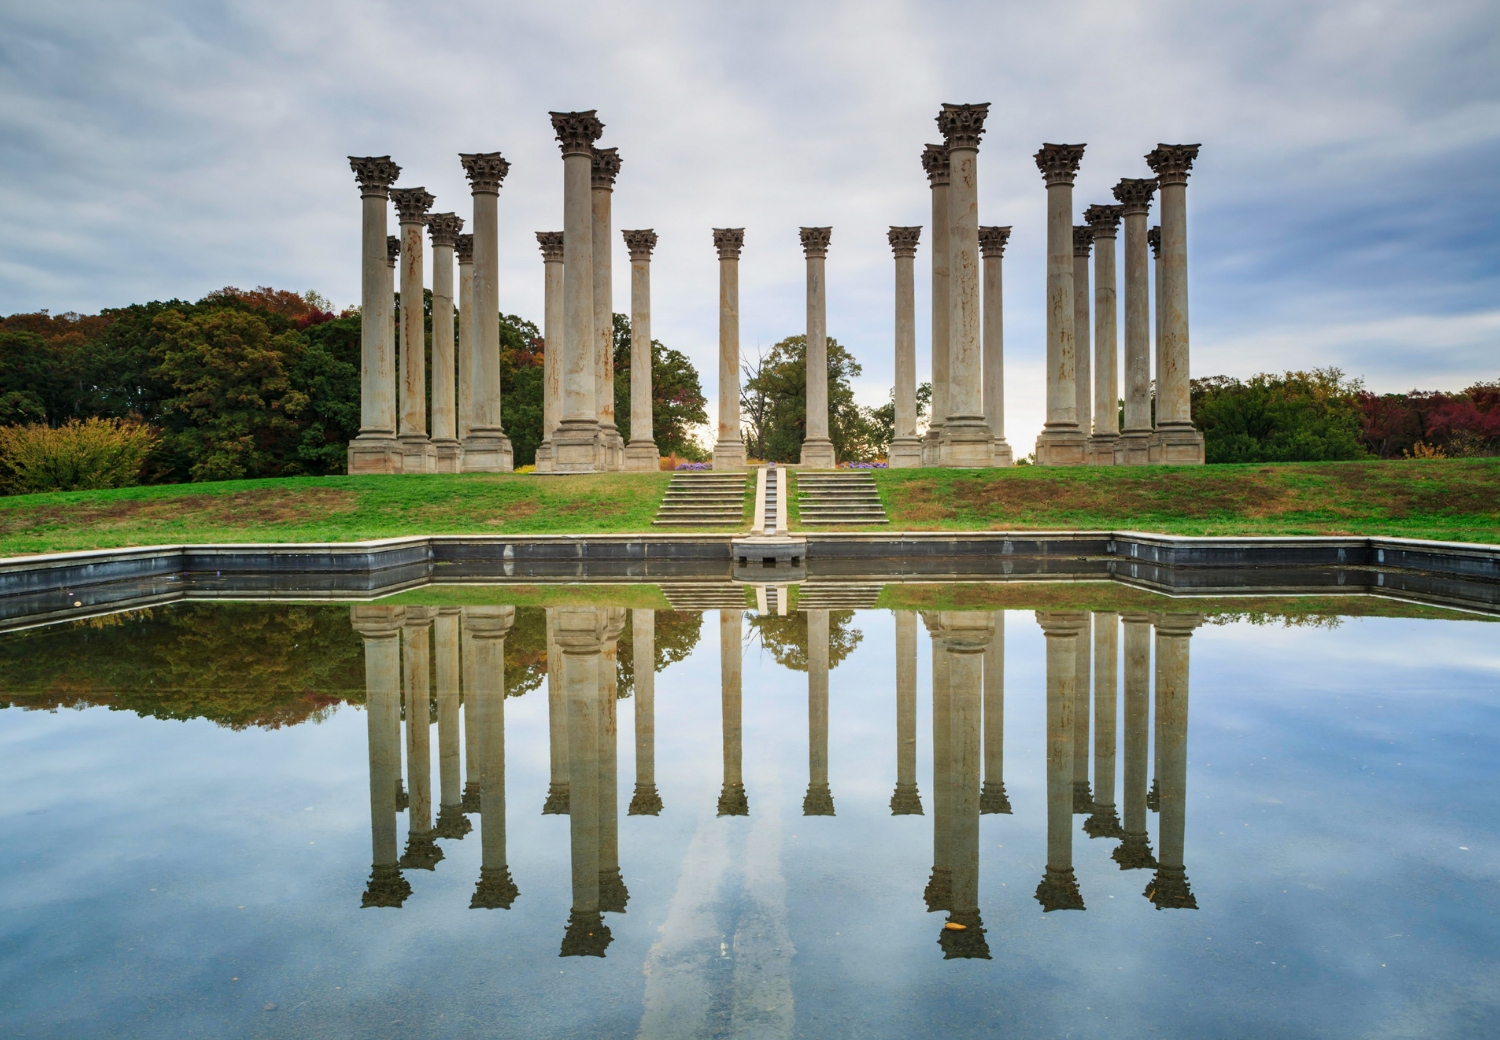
[
  {"x1": 921, "y1": 426, "x2": 943, "y2": 467},
  {"x1": 430, "y1": 438, "x2": 462, "y2": 474},
  {"x1": 397, "y1": 434, "x2": 434, "y2": 474},
  {"x1": 623, "y1": 440, "x2": 660, "y2": 472},
  {"x1": 888, "y1": 437, "x2": 923, "y2": 468},
  {"x1": 347, "y1": 434, "x2": 400, "y2": 475},
  {"x1": 553, "y1": 420, "x2": 604, "y2": 473},
  {"x1": 459, "y1": 430, "x2": 514, "y2": 472},
  {"x1": 991, "y1": 439, "x2": 1015, "y2": 467},
  {"x1": 711, "y1": 437, "x2": 747, "y2": 471},
  {"x1": 798, "y1": 437, "x2": 836, "y2": 469},
  {"x1": 938, "y1": 418, "x2": 995, "y2": 468},
  {"x1": 1086, "y1": 433, "x2": 1120, "y2": 465},
  {"x1": 1033, "y1": 426, "x2": 1088, "y2": 466},
  {"x1": 534, "y1": 439, "x2": 554, "y2": 474},
  {"x1": 1149, "y1": 423, "x2": 1205, "y2": 465},
  {"x1": 889, "y1": 782, "x2": 924, "y2": 815},
  {"x1": 1116, "y1": 430, "x2": 1153, "y2": 466},
  {"x1": 599, "y1": 423, "x2": 626, "y2": 472}
]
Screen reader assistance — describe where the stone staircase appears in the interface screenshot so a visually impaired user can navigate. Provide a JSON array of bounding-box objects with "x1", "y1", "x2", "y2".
[
  {"x1": 794, "y1": 471, "x2": 888, "y2": 525},
  {"x1": 652, "y1": 472, "x2": 749, "y2": 527},
  {"x1": 661, "y1": 582, "x2": 750, "y2": 611},
  {"x1": 796, "y1": 582, "x2": 886, "y2": 610}
]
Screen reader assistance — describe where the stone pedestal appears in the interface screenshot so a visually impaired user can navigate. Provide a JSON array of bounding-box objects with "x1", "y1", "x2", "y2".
[
  {"x1": 535, "y1": 232, "x2": 565, "y2": 472},
  {"x1": 549, "y1": 113, "x2": 606, "y2": 473},
  {"x1": 1084, "y1": 205, "x2": 1123, "y2": 464},
  {"x1": 622, "y1": 230, "x2": 661, "y2": 471},
  {"x1": 711, "y1": 229, "x2": 747, "y2": 470},
  {"x1": 1146, "y1": 145, "x2": 1206, "y2": 465},
  {"x1": 391, "y1": 187, "x2": 436, "y2": 473},
  {"x1": 347, "y1": 157, "x2": 401, "y2": 474},
  {"x1": 1072, "y1": 225, "x2": 1094, "y2": 453},
  {"x1": 1113, "y1": 178, "x2": 1157, "y2": 465},
  {"x1": 1033, "y1": 144, "x2": 1089, "y2": 466},
  {"x1": 887, "y1": 227, "x2": 923, "y2": 468},
  {"x1": 979, "y1": 226, "x2": 1014, "y2": 467},
  {"x1": 800, "y1": 227, "x2": 837, "y2": 469},
  {"x1": 427, "y1": 215, "x2": 465, "y2": 473},
  {"x1": 459, "y1": 152, "x2": 514, "y2": 471},
  {"x1": 592, "y1": 148, "x2": 625, "y2": 471},
  {"x1": 920, "y1": 144, "x2": 950, "y2": 467}
]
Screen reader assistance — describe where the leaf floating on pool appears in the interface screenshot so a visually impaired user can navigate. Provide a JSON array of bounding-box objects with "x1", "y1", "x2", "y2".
[{"x1": 944, "y1": 922, "x2": 967, "y2": 931}]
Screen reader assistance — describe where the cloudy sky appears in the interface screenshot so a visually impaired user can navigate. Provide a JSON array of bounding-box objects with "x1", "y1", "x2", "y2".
[{"x1": 1, "y1": 0, "x2": 1496, "y2": 450}]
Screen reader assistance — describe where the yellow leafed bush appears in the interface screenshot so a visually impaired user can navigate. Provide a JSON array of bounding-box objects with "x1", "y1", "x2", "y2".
[{"x1": 0, "y1": 418, "x2": 158, "y2": 494}]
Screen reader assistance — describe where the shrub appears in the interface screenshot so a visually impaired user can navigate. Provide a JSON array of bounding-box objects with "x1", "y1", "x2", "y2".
[
  {"x1": 0, "y1": 418, "x2": 157, "y2": 494},
  {"x1": 1192, "y1": 369, "x2": 1368, "y2": 463}
]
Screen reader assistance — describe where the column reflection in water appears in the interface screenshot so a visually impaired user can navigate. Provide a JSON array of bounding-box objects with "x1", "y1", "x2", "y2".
[
  {"x1": 597, "y1": 608, "x2": 629, "y2": 913},
  {"x1": 628, "y1": 609, "x2": 663, "y2": 815},
  {"x1": 1113, "y1": 612, "x2": 1157, "y2": 870},
  {"x1": 1146, "y1": 613, "x2": 1202, "y2": 910},
  {"x1": 543, "y1": 608, "x2": 570, "y2": 814},
  {"x1": 433, "y1": 608, "x2": 470, "y2": 840},
  {"x1": 804, "y1": 609, "x2": 835, "y2": 816},
  {"x1": 980, "y1": 610, "x2": 1011, "y2": 814},
  {"x1": 890, "y1": 611, "x2": 923, "y2": 815},
  {"x1": 1085, "y1": 612, "x2": 1123, "y2": 839},
  {"x1": 557, "y1": 607, "x2": 610, "y2": 957},
  {"x1": 461, "y1": 616, "x2": 481, "y2": 813},
  {"x1": 468, "y1": 606, "x2": 519, "y2": 909},
  {"x1": 1035, "y1": 611, "x2": 1086, "y2": 911},
  {"x1": 718, "y1": 609, "x2": 749, "y2": 816},
  {"x1": 354, "y1": 606, "x2": 411, "y2": 908},
  {"x1": 923, "y1": 615, "x2": 953, "y2": 912},
  {"x1": 401, "y1": 607, "x2": 443, "y2": 871},
  {"x1": 1072, "y1": 611, "x2": 1093, "y2": 814}
]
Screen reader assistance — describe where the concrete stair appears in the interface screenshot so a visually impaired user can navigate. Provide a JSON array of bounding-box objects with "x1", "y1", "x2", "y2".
[
  {"x1": 794, "y1": 471, "x2": 888, "y2": 525},
  {"x1": 796, "y1": 583, "x2": 886, "y2": 610},
  {"x1": 662, "y1": 582, "x2": 750, "y2": 611},
  {"x1": 652, "y1": 472, "x2": 749, "y2": 527}
]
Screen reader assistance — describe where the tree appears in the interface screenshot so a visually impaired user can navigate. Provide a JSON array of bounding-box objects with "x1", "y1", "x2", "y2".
[
  {"x1": 746, "y1": 609, "x2": 863, "y2": 671},
  {"x1": 1191, "y1": 369, "x2": 1368, "y2": 463},
  {"x1": 739, "y1": 334, "x2": 883, "y2": 463},
  {"x1": 611, "y1": 312, "x2": 709, "y2": 459}
]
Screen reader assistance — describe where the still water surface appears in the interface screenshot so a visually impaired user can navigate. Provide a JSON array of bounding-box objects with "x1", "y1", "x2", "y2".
[{"x1": 2, "y1": 588, "x2": 1499, "y2": 1039}]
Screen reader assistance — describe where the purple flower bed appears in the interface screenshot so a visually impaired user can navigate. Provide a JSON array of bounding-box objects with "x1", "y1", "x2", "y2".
[
  {"x1": 675, "y1": 461, "x2": 712, "y2": 470},
  {"x1": 840, "y1": 461, "x2": 888, "y2": 469}
]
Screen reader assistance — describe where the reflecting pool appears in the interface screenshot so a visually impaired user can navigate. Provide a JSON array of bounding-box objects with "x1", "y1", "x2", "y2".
[{"x1": 3, "y1": 583, "x2": 1499, "y2": 1038}]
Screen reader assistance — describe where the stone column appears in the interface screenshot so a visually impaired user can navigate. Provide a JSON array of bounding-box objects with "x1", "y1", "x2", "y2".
[
  {"x1": 923, "y1": 614, "x2": 952, "y2": 912},
  {"x1": 937, "y1": 104, "x2": 994, "y2": 467},
  {"x1": 890, "y1": 610, "x2": 923, "y2": 813},
  {"x1": 400, "y1": 607, "x2": 442, "y2": 870},
  {"x1": 354, "y1": 606, "x2": 411, "y2": 907},
  {"x1": 461, "y1": 601, "x2": 481, "y2": 813},
  {"x1": 1085, "y1": 612, "x2": 1123, "y2": 839},
  {"x1": 981, "y1": 610, "x2": 1011, "y2": 813},
  {"x1": 803, "y1": 609, "x2": 835, "y2": 814},
  {"x1": 592, "y1": 147, "x2": 625, "y2": 470},
  {"x1": 1146, "y1": 145, "x2": 1205, "y2": 464},
  {"x1": 433, "y1": 608, "x2": 470, "y2": 839},
  {"x1": 467, "y1": 606, "x2": 519, "y2": 909},
  {"x1": 1084, "y1": 205, "x2": 1123, "y2": 464},
  {"x1": 556, "y1": 607, "x2": 612, "y2": 957},
  {"x1": 887, "y1": 227, "x2": 923, "y2": 468},
  {"x1": 347, "y1": 156, "x2": 401, "y2": 474},
  {"x1": 1149, "y1": 225, "x2": 1163, "y2": 428},
  {"x1": 622, "y1": 230, "x2": 661, "y2": 470},
  {"x1": 1113, "y1": 612, "x2": 1157, "y2": 869},
  {"x1": 426, "y1": 214, "x2": 464, "y2": 472},
  {"x1": 628, "y1": 609, "x2": 663, "y2": 814},
  {"x1": 1072, "y1": 225, "x2": 1094, "y2": 446},
  {"x1": 456, "y1": 234, "x2": 475, "y2": 443},
  {"x1": 549, "y1": 112, "x2": 605, "y2": 473},
  {"x1": 979, "y1": 226, "x2": 1014, "y2": 467},
  {"x1": 1113, "y1": 178, "x2": 1157, "y2": 464},
  {"x1": 797, "y1": 227, "x2": 837, "y2": 468},
  {"x1": 390, "y1": 187, "x2": 435, "y2": 473},
  {"x1": 1033, "y1": 144, "x2": 1089, "y2": 465},
  {"x1": 1034, "y1": 611, "x2": 1085, "y2": 911},
  {"x1": 534, "y1": 231, "x2": 565, "y2": 472},
  {"x1": 1072, "y1": 610, "x2": 1094, "y2": 814},
  {"x1": 543, "y1": 608, "x2": 569, "y2": 814},
  {"x1": 712, "y1": 229, "x2": 747, "y2": 470},
  {"x1": 458, "y1": 152, "x2": 514, "y2": 471},
  {"x1": 717, "y1": 608, "x2": 749, "y2": 815},
  {"x1": 1147, "y1": 613, "x2": 1202, "y2": 908},
  {"x1": 597, "y1": 609, "x2": 629, "y2": 913},
  {"x1": 920, "y1": 144, "x2": 950, "y2": 466}
]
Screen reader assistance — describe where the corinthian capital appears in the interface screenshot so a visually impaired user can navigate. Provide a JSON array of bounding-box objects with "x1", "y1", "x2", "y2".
[
  {"x1": 536, "y1": 231, "x2": 564, "y2": 263},
  {"x1": 920, "y1": 143, "x2": 950, "y2": 186},
  {"x1": 978, "y1": 225, "x2": 1011, "y2": 258},
  {"x1": 386, "y1": 235, "x2": 400, "y2": 266},
  {"x1": 713, "y1": 228, "x2": 744, "y2": 260},
  {"x1": 1084, "y1": 204, "x2": 1124, "y2": 237},
  {"x1": 887, "y1": 226, "x2": 921, "y2": 258},
  {"x1": 622, "y1": 229, "x2": 658, "y2": 260},
  {"x1": 1034, "y1": 143, "x2": 1086, "y2": 186},
  {"x1": 937, "y1": 102, "x2": 990, "y2": 151},
  {"x1": 1145, "y1": 143, "x2": 1201, "y2": 186},
  {"x1": 389, "y1": 187, "x2": 435, "y2": 224},
  {"x1": 799, "y1": 226, "x2": 832, "y2": 258},
  {"x1": 1073, "y1": 225, "x2": 1095, "y2": 257},
  {"x1": 455, "y1": 234, "x2": 474, "y2": 264},
  {"x1": 1148, "y1": 225, "x2": 1162, "y2": 258},
  {"x1": 1111, "y1": 177, "x2": 1157, "y2": 215},
  {"x1": 550, "y1": 110, "x2": 604, "y2": 157},
  {"x1": 349, "y1": 156, "x2": 401, "y2": 198},
  {"x1": 426, "y1": 212, "x2": 464, "y2": 248},
  {"x1": 459, "y1": 152, "x2": 510, "y2": 195},
  {"x1": 591, "y1": 147, "x2": 622, "y2": 189}
]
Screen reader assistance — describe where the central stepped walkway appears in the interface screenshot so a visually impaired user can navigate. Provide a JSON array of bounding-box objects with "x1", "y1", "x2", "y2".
[
  {"x1": 662, "y1": 582, "x2": 749, "y2": 611},
  {"x1": 652, "y1": 472, "x2": 749, "y2": 527},
  {"x1": 794, "y1": 471, "x2": 889, "y2": 525},
  {"x1": 795, "y1": 583, "x2": 886, "y2": 610}
]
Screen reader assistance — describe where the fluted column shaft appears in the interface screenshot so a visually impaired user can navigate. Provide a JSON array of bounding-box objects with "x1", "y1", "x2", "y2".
[
  {"x1": 550, "y1": 114, "x2": 604, "y2": 474},
  {"x1": 1115, "y1": 613, "x2": 1156, "y2": 869},
  {"x1": 556, "y1": 607, "x2": 608, "y2": 955},
  {"x1": 712, "y1": 230, "x2": 746, "y2": 469},
  {"x1": 461, "y1": 603, "x2": 480, "y2": 812},
  {"x1": 1086, "y1": 612, "x2": 1121, "y2": 838},
  {"x1": 979, "y1": 227, "x2": 1013, "y2": 465},
  {"x1": 401, "y1": 609, "x2": 441, "y2": 870},
  {"x1": 597, "y1": 609, "x2": 628, "y2": 912},
  {"x1": 889, "y1": 228, "x2": 922, "y2": 468},
  {"x1": 354, "y1": 606, "x2": 409, "y2": 907},
  {"x1": 926, "y1": 624, "x2": 953, "y2": 910},
  {"x1": 1036, "y1": 612, "x2": 1085, "y2": 911},
  {"x1": 543, "y1": 609, "x2": 569, "y2": 814},
  {"x1": 1085, "y1": 206, "x2": 1121, "y2": 461},
  {"x1": 923, "y1": 145, "x2": 951, "y2": 461},
  {"x1": 468, "y1": 606, "x2": 516, "y2": 909},
  {"x1": 718, "y1": 608, "x2": 748, "y2": 815},
  {"x1": 804, "y1": 609, "x2": 834, "y2": 815},
  {"x1": 629, "y1": 610, "x2": 662, "y2": 814},
  {"x1": 1148, "y1": 614, "x2": 1200, "y2": 908},
  {"x1": 592, "y1": 165, "x2": 619, "y2": 454},
  {"x1": 434, "y1": 609, "x2": 466, "y2": 837},
  {"x1": 1115, "y1": 178, "x2": 1157, "y2": 464},
  {"x1": 457, "y1": 238, "x2": 474, "y2": 440},
  {"x1": 1151, "y1": 227, "x2": 1163, "y2": 419},
  {"x1": 800, "y1": 228, "x2": 835, "y2": 468},
  {"x1": 460, "y1": 153, "x2": 513, "y2": 471},
  {"x1": 428, "y1": 221, "x2": 459, "y2": 456},
  {"x1": 536, "y1": 232, "x2": 565, "y2": 471},
  {"x1": 981, "y1": 611, "x2": 1010, "y2": 813},
  {"x1": 1073, "y1": 229, "x2": 1093, "y2": 438},
  {"x1": 1035, "y1": 145, "x2": 1087, "y2": 466},
  {"x1": 891, "y1": 611, "x2": 922, "y2": 813},
  {"x1": 396, "y1": 205, "x2": 429, "y2": 447},
  {"x1": 623, "y1": 231, "x2": 660, "y2": 469},
  {"x1": 1073, "y1": 611, "x2": 1093, "y2": 813},
  {"x1": 351, "y1": 163, "x2": 398, "y2": 446},
  {"x1": 1146, "y1": 145, "x2": 1204, "y2": 463}
]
